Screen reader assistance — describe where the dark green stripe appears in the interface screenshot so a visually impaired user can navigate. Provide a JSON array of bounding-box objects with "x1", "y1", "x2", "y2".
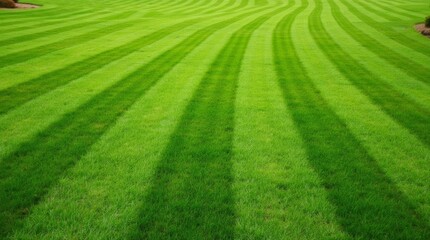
[
  {"x1": 0, "y1": 19, "x2": 140, "y2": 69},
  {"x1": 273, "y1": 1, "x2": 430, "y2": 239},
  {"x1": 132, "y1": 4, "x2": 290, "y2": 239},
  {"x1": 339, "y1": 0, "x2": 430, "y2": 57},
  {"x1": 0, "y1": 6, "x2": 273, "y2": 115},
  {"x1": 0, "y1": 8, "x2": 270, "y2": 238},
  {"x1": 354, "y1": 0, "x2": 418, "y2": 20},
  {"x1": 328, "y1": 0, "x2": 430, "y2": 85},
  {"x1": 0, "y1": 9, "x2": 95, "y2": 25},
  {"x1": 1, "y1": 12, "x2": 99, "y2": 34},
  {"x1": 0, "y1": 10, "x2": 136, "y2": 47},
  {"x1": 255, "y1": 0, "x2": 268, "y2": 5},
  {"x1": 312, "y1": 0, "x2": 430, "y2": 147},
  {"x1": 0, "y1": 19, "x2": 197, "y2": 115}
]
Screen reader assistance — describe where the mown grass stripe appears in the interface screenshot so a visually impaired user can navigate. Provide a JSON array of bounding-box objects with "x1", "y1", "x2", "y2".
[
  {"x1": 233, "y1": 1, "x2": 346, "y2": 238},
  {"x1": 0, "y1": 4, "x2": 273, "y2": 115},
  {"x1": 201, "y1": 0, "x2": 233, "y2": 14},
  {"x1": 1, "y1": 11, "x2": 106, "y2": 34},
  {"x1": 255, "y1": 0, "x2": 268, "y2": 5},
  {"x1": 0, "y1": 19, "x2": 198, "y2": 115},
  {"x1": 376, "y1": 0, "x2": 426, "y2": 15},
  {"x1": 154, "y1": 0, "x2": 189, "y2": 12},
  {"x1": 227, "y1": 0, "x2": 251, "y2": 13},
  {"x1": 0, "y1": 7, "x2": 273, "y2": 238},
  {"x1": 202, "y1": 0, "x2": 239, "y2": 14},
  {"x1": 174, "y1": 0, "x2": 200, "y2": 10},
  {"x1": 339, "y1": 0, "x2": 430, "y2": 57},
  {"x1": 180, "y1": 0, "x2": 224, "y2": 15},
  {"x1": 0, "y1": 8, "x2": 86, "y2": 21},
  {"x1": 141, "y1": 0, "x2": 210, "y2": 17},
  {"x1": 149, "y1": 0, "x2": 197, "y2": 14},
  {"x1": 0, "y1": 19, "x2": 140, "y2": 69},
  {"x1": 363, "y1": 0, "x2": 421, "y2": 19},
  {"x1": 0, "y1": 9, "x2": 95, "y2": 29},
  {"x1": 0, "y1": 10, "x2": 136, "y2": 47},
  {"x1": 132, "y1": 4, "x2": 288, "y2": 239},
  {"x1": 3, "y1": 14, "x2": 239, "y2": 240},
  {"x1": 273, "y1": 0, "x2": 430, "y2": 239},
  {"x1": 171, "y1": 0, "x2": 215, "y2": 14},
  {"x1": 0, "y1": 9, "x2": 99, "y2": 27},
  {"x1": 1, "y1": 0, "x2": 161, "y2": 33},
  {"x1": 354, "y1": 0, "x2": 417, "y2": 20},
  {"x1": 316, "y1": 0, "x2": 430, "y2": 147},
  {"x1": 326, "y1": 1, "x2": 430, "y2": 85}
]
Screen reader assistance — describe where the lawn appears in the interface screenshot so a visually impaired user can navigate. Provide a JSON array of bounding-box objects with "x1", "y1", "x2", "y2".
[{"x1": 0, "y1": 0, "x2": 429, "y2": 239}]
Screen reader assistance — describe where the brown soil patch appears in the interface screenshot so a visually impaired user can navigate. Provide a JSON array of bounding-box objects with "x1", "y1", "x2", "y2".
[
  {"x1": 415, "y1": 23, "x2": 430, "y2": 38},
  {"x1": 0, "y1": 2, "x2": 40, "y2": 10}
]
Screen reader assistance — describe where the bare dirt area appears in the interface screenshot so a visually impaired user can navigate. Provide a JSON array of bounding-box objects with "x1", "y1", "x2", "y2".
[
  {"x1": 415, "y1": 23, "x2": 430, "y2": 38},
  {"x1": 0, "y1": 2, "x2": 39, "y2": 10},
  {"x1": 15, "y1": 3, "x2": 39, "y2": 8}
]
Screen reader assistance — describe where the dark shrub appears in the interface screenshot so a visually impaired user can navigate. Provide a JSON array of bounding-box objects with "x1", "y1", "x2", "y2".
[
  {"x1": 425, "y1": 16, "x2": 430, "y2": 28},
  {"x1": 0, "y1": 0, "x2": 16, "y2": 8}
]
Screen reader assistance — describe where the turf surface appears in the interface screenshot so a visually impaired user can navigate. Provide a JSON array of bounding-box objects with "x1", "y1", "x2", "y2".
[{"x1": 0, "y1": 0, "x2": 429, "y2": 239}]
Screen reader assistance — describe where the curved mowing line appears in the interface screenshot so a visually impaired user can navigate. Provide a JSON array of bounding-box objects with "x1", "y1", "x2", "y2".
[
  {"x1": 354, "y1": 0, "x2": 418, "y2": 20},
  {"x1": 180, "y1": 0, "x2": 212, "y2": 11},
  {"x1": 362, "y1": 0, "x2": 421, "y2": 19},
  {"x1": 0, "y1": 3, "x2": 274, "y2": 115},
  {"x1": 0, "y1": 1, "x2": 274, "y2": 114},
  {"x1": 0, "y1": 20, "x2": 142, "y2": 69},
  {"x1": 0, "y1": 0, "x2": 170, "y2": 33},
  {"x1": 180, "y1": 0, "x2": 225, "y2": 15},
  {"x1": 167, "y1": 0, "x2": 217, "y2": 15},
  {"x1": 225, "y1": 0, "x2": 251, "y2": 13},
  {"x1": 255, "y1": 0, "x2": 269, "y2": 5},
  {"x1": 172, "y1": 0, "x2": 201, "y2": 11},
  {"x1": 0, "y1": 10, "x2": 110, "y2": 34},
  {"x1": 0, "y1": 8, "x2": 90, "y2": 22},
  {"x1": 376, "y1": 0, "x2": 425, "y2": 14},
  {"x1": 203, "y1": 0, "x2": 249, "y2": 15},
  {"x1": 200, "y1": 0, "x2": 239, "y2": 15},
  {"x1": 274, "y1": 0, "x2": 430, "y2": 239},
  {"x1": 133, "y1": 0, "x2": 216, "y2": 18},
  {"x1": 0, "y1": 4, "x2": 272, "y2": 115},
  {"x1": 175, "y1": 0, "x2": 211, "y2": 14},
  {"x1": 339, "y1": 0, "x2": 430, "y2": 57},
  {"x1": 131, "y1": 3, "x2": 292, "y2": 239},
  {"x1": 0, "y1": 9, "x2": 95, "y2": 29},
  {"x1": 147, "y1": 0, "x2": 197, "y2": 14},
  {"x1": 201, "y1": 0, "x2": 234, "y2": 14},
  {"x1": 154, "y1": 0, "x2": 192, "y2": 13},
  {"x1": 0, "y1": 10, "x2": 136, "y2": 47},
  {"x1": 0, "y1": 8, "x2": 107, "y2": 27},
  {"x1": 328, "y1": 0, "x2": 430, "y2": 85},
  {"x1": 0, "y1": 18, "x2": 199, "y2": 115},
  {"x1": 316, "y1": 0, "x2": 430, "y2": 147},
  {"x1": 0, "y1": 7, "x2": 277, "y2": 238}
]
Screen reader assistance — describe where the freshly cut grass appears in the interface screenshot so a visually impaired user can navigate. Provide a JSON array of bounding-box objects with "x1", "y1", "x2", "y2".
[
  {"x1": 309, "y1": 0, "x2": 430, "y2": 147},
  {"x1": 0, "y1": 11, "x2": 137, "y2": 47},
  {"x1": 0, "y1": 0, "x2": 429, "y2": 239},
  {"x1": 133, "y1": 5, "x2": 290, "y2": 239},
  {"x1": 339, "y1": 0, "x2": 430, "y2": 56},
  {"x1": 0, "y1": 4, "x2": 277, "y2": 236},
  {"x1": 0, "y1": 18, "x2": 205, "y2": 114},
  {"x1": 274, "y1": 0, "x2": 430, "y2": 238}
]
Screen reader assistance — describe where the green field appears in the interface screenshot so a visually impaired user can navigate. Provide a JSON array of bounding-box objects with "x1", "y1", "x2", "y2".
[{"x1": 1, "y1": 0, "x2": 430, "y2": 239}]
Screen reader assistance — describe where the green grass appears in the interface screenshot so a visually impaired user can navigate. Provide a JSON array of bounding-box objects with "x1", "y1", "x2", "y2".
[{"x1": 0, "y1": 0, "x2": 429, "y2": 239}]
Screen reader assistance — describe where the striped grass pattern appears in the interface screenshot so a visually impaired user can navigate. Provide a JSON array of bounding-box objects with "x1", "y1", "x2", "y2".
[{"x1": 0, "y1": 0, "x2": 429, "y2": 239}]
